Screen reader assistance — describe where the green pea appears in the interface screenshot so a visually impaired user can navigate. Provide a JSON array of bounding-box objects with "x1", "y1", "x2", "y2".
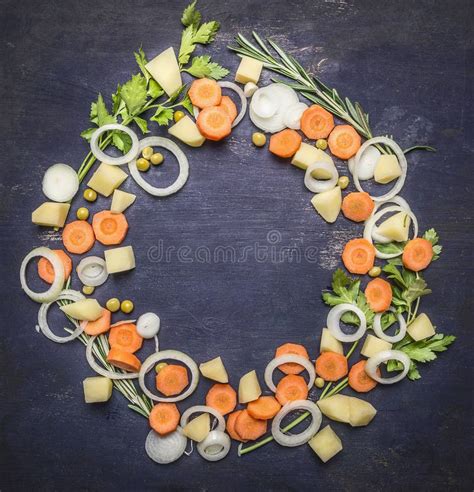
[
  {"x1": 142, "y1": 146, "x2": 154, "y2": 160},
  {"x1": 316, "y1": 139, "x2": 328, "y2": 150},
  {"x1": 106, "y1": 298, "x2": 120, "y2": 313},
  {"x1": 155, "y1": 362, "x2": 168, "y2": 374},
  {"x1": 338, "y1": 176, "x2": 350, "y2": 190},
  {"x1": 369, "y1": 266, "x2": 382, "y2": 278},
  {"x1": 174, "y1": 111, "x2": 185, "y2": 122},
  {"x1": 137, "y1": 158, "x2": 150, "y2": 172},
  {"x1": 83, "y1": 188, "x2": 97, "y2": 202},
  {"x1": 151, "y1": 153, "x2": 164, "y2": 165},
  {"x1": 315, "y1": 377, "x2": 325, "y2": 389},
  {"x1": 76, "y1": 207, "x2": 89, "y2": 221},
  {"x1": 120, "y1": 299, "x2": 134, "y2": 314},
  {"x1": 252, "y1": 132, "x2": 266, "y2": 147},
  {"x1": 82, "y1": 285, "x2": 95, "y2": 295}
]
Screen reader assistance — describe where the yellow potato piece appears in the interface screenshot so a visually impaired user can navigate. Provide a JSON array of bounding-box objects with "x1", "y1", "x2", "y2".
[
  {"x1": 374, "y1": 155, "x2": 402, "y2": 184},
  {"x1": 320, "y1": 327, "x2": 343, "y2": 355},
  {"x1": 377, "y1": 211, "x2": 410, "y2": 242},
  {"x1": 349, "y1": 397, "x2": 377, "y2": 427},
  {"x1": 168, "y1": 115, "x2": 205, "y2": 147},
  {"x1": 182, "y1": 413, "x2": 210, "y2": 442},
  {"x1": 104, "y1": 246, "x2": 135, "y2": 274},
  {"x1": 317, "y1": 394, "x2": 351, "y2": 423},
  {"x1": 407, "y1": 313, "x2": 435, "y2": 341},
  {"x1": 199, "y1": 356, "x2": 229, "y2": 383},
  {"x1": 238, "y1": 370, "x2": 262, "y2": 404},
  {"x1": 235, "y1": 56, "x2": 263, "y2": 85},
  {"x1": 145, "y1": 47, "x2": 182, "y2": 98},
  {"x1": 311, "y1": 186, "x2": 342, "y2": 223},
  {"x1": 83, "y1": 376, "x2": 113, "y2": 403},
  {"x1": 360, "y1": 334, "x2": 393, "y2": 358},
  {"x1": 308, "y1": 425, "x2": 343, "y2": 463},
  {"x1": 291, "y1": 144, "x2": 334, "y2": 179},
  {"x1": 111, "y1": 189, "x2": 136, "y2": 214},
  {"x1": 87, "y1": 163, "x2": 128, "y2": 197},
  {"x1": 60, "y1": 298, "x2": 103, "y2": 321},
  {"x1": 32, "y1": 202, "x2": 70, "y2": 228}
]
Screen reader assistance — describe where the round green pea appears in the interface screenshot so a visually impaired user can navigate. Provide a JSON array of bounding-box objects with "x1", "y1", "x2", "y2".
[
  {"x1": 142, "y1": 146, "x2": 154, "y2": 160},
  {"x1": 120, "y1": 299, "x2": 134, "y2": 314},
  {"x1": 82, "y1": 285, "x2": 95, "y2": 295},
  {"x1": 76, "y1": 207, "x2": 89, "y2": 221},
  {"x1": 316, "y1": 139, "x2": 328, "y2": 150},
  {"x1": 174, "y1": 111, "x2": 185, "y2": 122},
  {"x1": 106, "y1": 298, "x2": 120, "y2": 313},
  {"x1": 369, "y1": 266, "x2": 382, "y2": 278},
  {"x1": 151, "y1": 153, "x2": 164, "y2": 165},
  {"x1": 137, "y1": 158, "x2": 150, "y2": 172},
  {"x1": 83, "y1": 188, "x2": 97, "y2": 202},
  {"x1": 252, "y1": 132, "x2": 266, "y2": 147},
  {"x1": 155, "y1": 362, "x2": 168, "y2": 374},
  {"x1": 338, "y1": 176, "x2": 350, "y2": 190},
  {"x1": 315, "y1": 377, "x2": 325, "y2": 389}
]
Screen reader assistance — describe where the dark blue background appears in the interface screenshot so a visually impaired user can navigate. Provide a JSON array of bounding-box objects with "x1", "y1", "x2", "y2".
[{"x1": 1, "y1": 0, "x2": 473, "y2": 490}]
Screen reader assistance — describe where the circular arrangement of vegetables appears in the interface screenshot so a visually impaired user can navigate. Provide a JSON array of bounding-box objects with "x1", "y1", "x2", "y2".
[{"x1": 20, "y1": 1, "x2": 456, "y2": 466}]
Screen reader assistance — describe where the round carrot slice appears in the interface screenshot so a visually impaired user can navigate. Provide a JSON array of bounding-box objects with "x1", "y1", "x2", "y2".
[
  {"x1": 275, "y1": 343, "x2": 310, "y2": 375},
  {"x1": 342, "y1": 192, "x2": 375, "y2": 222},
  {"x1": 149, "y1": 403, "x2": 180, "y2": 435},
  {"x1": 62, "y1": 220, "x2": 95, "y2": 254},
  {"x1": 226, "y1": 410, "x2": 247, "y2": 442},
  {"x1": 234, "y1": 409, "x2": 267, "y2": 441},
  {"x1": 275, "y1": 374, "x2": 308, "y2": 405},
  {"x1": 315, "y1": 352, "x2": 348, "y2": 382},
  {"x1": 218, "y1": 95, "x2": 237, "y2": 122},
  {"x1": 342, "y1": 238, "x2": 376, "y2": 275},
  {"x1": 365, "y1": 278, "x2": 393, "y2": 313},
  {"x1": 206, "y1": 383, "x2": 237, "y2": 416},
  {"x1": 269, "y1": 129, "x2": 302, "y2": 158},
  {"x1": 300, "y1": 105, "x2": 335, "y2": 139},
  {"x1": 328, "y1": 125, "x2": 361, "y2": 160},
  {"x1": 106, "y1": 346, "x2": 141, "y2": 372},
  {"x1": 189, "y1": 78, "x2": 222, "y2": 109},
  {"x1": 196, "y1": 106, "x2": 232, "y2": 141},
  {"x1": 348, "y1": 360, "x2": 379, "y2": 393},
  {"x1": 402, "y1": 238, "x2": 433, "y2": 272},
  {"x1": 155, "y1": 364, "x2": 189, "y2": 397},
  {"x1": 83, "y1": 309, "x2": 111, "y2": 336},
  {"x1": 108, "y1": 323, "x2": 143, "y2": 353},
  {"x1": 37, "y1": 249, "x2": 72, "y2": 284},
  {"x1": 247, "y1": 396, "x2": 281, "y2": 420},
  {"x1": 92, "y1": 210, "x2": 128, "y2": 246}
]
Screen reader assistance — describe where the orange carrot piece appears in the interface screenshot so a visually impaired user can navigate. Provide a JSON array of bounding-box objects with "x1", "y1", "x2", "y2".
[
  {"x1": 196, "y1": 106, "x2": 232, "y2": 141},
  {"x1": 300, "y1": 105, "x2": 335, "y2": 139},
  {"x1": 226, "y1": 410, "x2": 247, "y2": 442},
  {"x1": 62, "y1": 220, "x2": 95, "y2": 254},
  {"x1": 188, "y1": 78, "x2": 222, "y2": 109},
  {"x1": 402, "y1": 238, "x2": 433, "y2": 272},
  {"x1": 106, "y1": 347, "x2": 141, "y2": 372},
  {"x1": 342, "y1": 238, "x2": 376, "y2": 275},
  {"x1": 83, "y1": 309, "x2": 112, "y2": 335},
  {"x1": 315, "y1": 352, "x2": 348, "y2": 382},
  {"x1": 342, "y1": 192, "x2": 375, "y2": 222},
  {"x1": 92, "y1": 210, "x2": 128, "y2": 246},
  {"x1": 365, "y1": 278, "x2": 393, "y2": 313},
  {"x1": 149, "y1": 403, "x2": 180, "y2": 435},
  {"x1": 275, "y1": 343, "x2": 310, "y2": 375},
  {"x1": 218, "y1": 95, "x2": 237, "y2": 122},
  {"x1": 234, "y1": 409, "x2": 267, "y2": 441},
  {"x1": 155, "y1": 364, "x2": 189, "y2": 397},
  {"x1": 247, "y1": 396, "x2": 281, "y2": 420},
  {"x1": 205, "y1": 383, "x2": 237, "y2": 416},
  {"x1": 328, "y1": 125, "x2": 361, "y2": 160},
  {"x1": 37, "y1": 249, "x2": 72, "y2": 284},
  {"x1": 108, "y1": 323, "x2": 143, "y2": 353},
  {"x1": 348, "y1": 360, "x2": 379, "y2": 393},
  {"x1": 275, "y1": 374, "x2": 309, "y2": 405},
  {"x1": 269, "y1": 129, "x2": 302, "y2": 158}
]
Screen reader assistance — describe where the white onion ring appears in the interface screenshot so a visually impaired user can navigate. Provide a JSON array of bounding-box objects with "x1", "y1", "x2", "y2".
[
  {"x1": 37, "y1": 289, "x2": 84, "y2": 343},
  {"x1": 76, "y1": 256, "x2": 109, "y2": 287},
  {"x1": 283, "y1": 102, "x2": 308, "y2": 130},
  {"x1": 128, "y1": 137, "x2": 189, "y2": 197},
  {"x1": 90, "y1": 124, "x2": 139, "y2": 166},
  {"x1": 370, "y1": 196, "x2": 412, "y2": 243},
  {"x1": 197, "y1": 430, "x2": 231, "y2": 461},
  {"x1": 145, "y1": 427, "x2": 187, "y2": 465},
  {"x1": 180, "y1": 405, "x2": 225, "y2": 431},
  {"x1": 304, "y1": 161, "x2": 339, "y2": 193},
  {"x1": 251, "y1": 86, "x2": 279, "y2": 118},
  {"x1": 271, "y1": 400, "x2": 322, "y2": 447},
  {"x1": 353, "y1": 137, "x2": 407, "y2": 202},
  {"x1": 110, "y1": 319, "x2": 136, "y2": 327},
  {"x1": 373, "y1": 307, "x2": 407, "y2": 343},
  {"x1": 139, "y1": 350, "x2": 199, "y2": 402},
  {"x1": 264, "y1": 355, "x2": 315, "y2": 392},
  {"x1": 327, "y1": 303, "x2": 367, "y2": 342},
  {"x1": 365, "y1": 350, "x2": 411, "y2": 384},
  {"x1": 364, "y1": 205, "x2": 418, "y2": 259},
  {"x1": 20, "y1": 247, "x2": 65, "y2": 303},
  {"x1": 348, "y1": 146, "x2": 380, "y2": 181},
  {"x1": 42, "y1": 163, "x2": 79, "y2": 202}
]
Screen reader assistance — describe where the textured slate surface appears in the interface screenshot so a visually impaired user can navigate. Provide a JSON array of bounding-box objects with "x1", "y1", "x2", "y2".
[{"x1": 0, "y1": 0, "x2": 473, "y2": 490}]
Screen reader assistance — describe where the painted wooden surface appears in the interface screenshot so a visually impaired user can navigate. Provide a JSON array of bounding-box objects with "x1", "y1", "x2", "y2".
[{"x1": 0, "y1": 0, "x2": 473, "y2": 490}]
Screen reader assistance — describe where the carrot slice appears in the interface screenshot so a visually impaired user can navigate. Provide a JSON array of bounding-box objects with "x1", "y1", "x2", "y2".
[
  {"x1": 108, "y1": 323, "x2": 143, "y2": 353},
  {"x1": 342, "y1": 192, "x2": 375, "y2": 222},
  {"x1": 205, "y1": 383, "x2": 237, "y2": 416},
  {"x1": 269, "y1": 129, "x2": 302, "y2": 158},
  {"x1": 155, "y1": 364, "x2": 189, "y2": 397},
  {"x1": 196, "y1": 106, "x2": 232, "y2": 141},
  {"x1": 247, "y1": 396, "x2": 281, "y2": 420},
  {"x1": 188, "y1": 78, "x2": 222, "y2": 109},
  {"x1": 37, "y1": 249, "x2": 72, "y2": 284},
  {"x1": 218, "y1": 95, "x2": 237, "y2": 122},
  {"x1": 149, "y1": 403, "x2": 180, "y2": 435},
  {"x1": 300, "y1": 105, "x2": 335, "y2": 139},
  {"x1": 348, "y1": 360, "x2": 379, "y2": 393},
  {"x1": 342, "y1": 238, "x2": 375, "y2": 275},
  {"x1": 234, "y1": 409, "x2": 267, "y2": 441},
  {"x1": 62, "y1": 220, "x2": 95, "y2": 254},
  {"x1": 275, "y1": 343, "x2": 310, "y2": 375},
  {"x1": 106, "y1": 346, "x2": 141, "y2": 372},
  {"x1": 315, "y1": 352, "x2": 348, "y2": 382},
  {"x1": 328, "y1": 125, "x2": 361, "y2": 160},
  {"x1": 83, "y1": 309, "x2": 111, "y2": 335},
  {"x1": 402, "y1": 238, "x2": 433, "y2": 272},
  {"x1": 92, "y1": 210, "x2": 128, "y2": 246},
  {"x1": 275, "y1": 374, "x2": 309, "y2": 405},
  {"x1": 226, "y1": 410, "x2": 247, "y2": 442},
  {"x1": 365, "y1": 278, "x2": 393, "y2": 313}
]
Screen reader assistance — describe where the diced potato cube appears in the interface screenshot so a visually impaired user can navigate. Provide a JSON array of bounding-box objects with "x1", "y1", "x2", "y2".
[
  {"x1": 238, "y1": 370, "x2": 262, "y2": 403},
  {"x1": 32, "y1": 202, "x2": 70, "y2": 228},
  {"x1": 60, "y1": 299, "x2": 103, "y2": 321},
  {"x1": 111, "y1": 189, "x2": 136, "y2": 214},
  {"x1": 376, "y1": 211, "x2": 410, "y2": 242},
  {"x1": 168, "y1": 115, "x2": 205, "y2": 147},
  {"x1": 145, "y1": 47, "x2": 182, "y2": 98},
  {"x1": 309, "y1": 425, "x2": 343, "y2": 463},
  {"x1": 311, "y1": 186, "x2": 342, "y2": 223},
  {"x1": 360, "y1": 334, "x2": 393, "y2": 358},
  {"x1": 291, "y1": 144, "x2": 334, "y2": 180},
  {"x1": 83, "y1": 376, "x2": 113, "y2": 403},
  {"x1": 320, "y1": 327, "x2": 343, "y2": 354},
  {"x1": 349, "y1": 397, "x2": 377, "y2": 427},
  {"x1": 104, "y1": 246, "x2": 135, "y2": 274},
  {"x1": 87, "y1": 163, "x2": 128, "y2": 197},
  {"x1": 235, "y1": 56, "x2": 263, "y2": 85},
  {"x1": 199, "y1": 356, "x2": 229, "y2": 383},
  {"x1": 182, "y1": 413, "x2": 210, "y2": 442},
  {"x1": 374, "y1": 155, "x2": 402, "y2": 184},
  {"x1": 407, "y1": 313, "x2": 435, "y2": 341},
  {"x1": 317, "y1": 394, "x2": 351, "y2": 423}
]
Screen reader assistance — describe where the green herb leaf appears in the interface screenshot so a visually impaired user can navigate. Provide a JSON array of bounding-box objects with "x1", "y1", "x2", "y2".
[
  {"x1": 193, "y1": 21, "x2": 220, "y2": 44},
  {"x1": 148, "y1": 79, "x2": 164, "y2": 99},
  {"x1": 134, "y1": 46, "x2": 150, "y2": 82},
  {"x1": 120, "y1": 74, "x2": 148, "y2": 117},
  {"x1": 184, "y1": 55, "x2": 229, "y2": 79},
  {"x1": 133, "y1": 116, "x2": 149, "y2": 134},
  {"x1": 423, "y1": 228, "x2": 443, "y2": 261},
  {"x1": 181, "y1": 95, "x2": 194, "y2": 114},
  {"x1": 375, "y1": 241, "x2": 406, "y2": 256},
  {"x1": 91, "y1": 93, "x2": 116, "y2": 127},
  {"x1": 402, "y1": 277, "x2": 431, "y2": 304},
  {"x1": 181, "y1": 0, "x2": 201, "y2": 27},
  {"x1": 151, "y1": 106, "x2": 174, "y2": 126},
  {"x1": 80, "y1": 128, "x2": 96, "y2": 142},
  {"x1": 112, "y1": 131, "x2": 132, "y2": 154}
]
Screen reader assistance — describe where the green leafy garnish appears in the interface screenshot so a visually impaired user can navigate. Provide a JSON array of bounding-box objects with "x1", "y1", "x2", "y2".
[
  {"x1": 150, "y1": 106, "x2": 175, "y2": 126},
  {"x1": 120, "y1": 74, "x2": 148, "y2": 117},
  {"x1": 181, "y1": 0, "x2": 201, "y2": 27},
  {"x1": 423, "y1": 228, "x2": 443, "y2": 261},
  {"x1": 183, "y1": 55, "x2": 229, "y2": 79}
]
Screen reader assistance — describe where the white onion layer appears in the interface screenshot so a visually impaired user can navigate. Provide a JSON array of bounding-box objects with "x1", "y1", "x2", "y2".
[
  {"x1": 348, "y1": 146, "x2": 380, "y2": 181},
  {"x1": 76, "y1": 256, "x2": 109, "y2": 287},
  {"x1": 304, "y1": 161, "x2": 339, "y2": 193},
  {"x1": 365, "y1": 350, "x2": 411, "y2": 384},
  {"x1": 264, "y1": 355, "x2": 315, "y2": 392},
  {"x1": 145, "y1": 427, "x2": 187, "y2": 464},
  {"x1": 136, "y1": 312, "x2": 160, "y2": 339},
  {"x1": 373, "y1": 307, "x2": 407, "y2": 343},
  {"x1": 180, "y1": 405, "x2": 225, "y2": 431},
  {"x1": 90, "y1": 124, "x2": 139, "y2": 166},
  {"x1": 197, "y1": 430, "x2": 231, "y2": 461},
  {"x1": 42, "y1": 163, "x2": 79, "y2": 202},
  {"x1": 370, "y1": 196, "x2": 412, "y2": 243},
  {"x1": 283, "y1": 102, "x2": 308, "y2": 130},
  {"x1": 327, "y1": 303, "x2": 367, "y2": 342}
]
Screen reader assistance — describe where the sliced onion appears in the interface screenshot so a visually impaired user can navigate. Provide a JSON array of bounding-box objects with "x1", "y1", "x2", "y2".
[
  {"x1": 353, "y1": 137, "x2": 407, "y2": 202},
  {"x1": 128, "y1": 137, "x2": 189, "y2": 197},
  {"x1": 272, "y1": 400, "x2": 322, "y2": 447},
  {"x1": 365, "y1": 350, "x2": 410, "y2": 384},
  {"x1": 249, "y1": 106, "x2": 285, "y2": 133},
  {"x1": 145, "y1": 427, "x2": 187, "y2": 464},
  {"x1": 137, "y1": 312, "x2": 160, "y2": 339},
  {"x1": 90, "y1": 124, "x2": 139, "y2": 166},
  {"x1": 76, "y1": 256, "x2": 108, "y2": 287},
  {"x1": 20, "y1": 247, "x2": 65, "y2": 303},
  {"x1": 370, "y1": 196, "x2": 412, "y2": 243},
  {"x1": 110, "y1": 319, "x2": 136, "y2": 327},
  {"x1": 197, "y1": 430, "x2": 231, "y2": 461},
  {"x1": 244, "y1": 82, "x2": 258, "y2": 98},
  {"x1": 348, "y1": 146, "x2": 380, "y2": 181},
  {"x1": 251, "y1": 86, "x2": 279, "y2": 118},
  {"x1": 304, "y1": 161, "x2": 338, "y2": 193},
  {"x1": 264, "y1": 355, "x2": 315, "y2": 392},
  {"x1": 373, "y1": 307, "x2": 407, "y2": 343},
  {"x1": 42, "y1": 163, "x2": 79, "y2": 202},
  {"x1": 283, "y1": 102, "x2": 308, "y2": 130},
  {"x1": 139, "y1": 350, "x2": 199, "y2": 402},
  {"x1": 37, "y1": 289, "x2": 84, "y2": 343},
  {"x1": 180, "y1": 405, "x2": 225, "y2": 431},
  {"x1": 327, "y1": 303, "x2": 367, "y2": 342}
]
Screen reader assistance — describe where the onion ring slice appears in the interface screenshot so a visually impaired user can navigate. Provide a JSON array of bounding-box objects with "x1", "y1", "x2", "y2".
[
  {"x1": 327, "y1": 303, "x2": 367, "y2": 342},
  {"x1": 373, "y1": 307, "x2": 407, "y2": 343},
  {"x1": 264, "y1": 355, "x2": 315, "y2": 392},
  {"x1": 145, "y1": 427, "x2": 187, "y2": 464},
  {"x1": 180, "y1": 405, "x2": 225, "y2": 431},
  {"x1": 76, "y1": 256, "x2": 108, "y2": 287},
  {"x1": 304, "y1": 161, "x2": 339, "y2": 193},
  {"x1": 90, "y1": 124, "x2": 139, "y2": 166},
  {"x1": 197, "y1": 430, "x2": 231, "y2": 461},
  {"x1": 283, "y1": 102, "x2": 308, "y2": 130},
  {"x1": 365, "y1": 350, "x2": 411, "y2": 384}
]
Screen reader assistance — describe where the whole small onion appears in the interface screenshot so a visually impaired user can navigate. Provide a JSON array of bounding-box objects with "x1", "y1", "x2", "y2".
[{"x1": 137, "y1": 312, "x2": 160, "y2": 339}]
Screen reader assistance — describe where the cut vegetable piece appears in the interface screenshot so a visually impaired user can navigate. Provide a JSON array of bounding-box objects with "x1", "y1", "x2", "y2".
[
  {"x1": 315, "y1": 352, "x2": 348, "y2": 381},
  {"x1": 320, "y1": 327, "x2": 343, "y2": 355},
  {"x1": 244, "y1": 82, "x2": 258, "y2": 98},
  {"x1": 311, "y1": 186, "x2": 342, "y2": 224},
  {"x1": 342, "y1": 192, "x2": 375, "y2": 223},
  {"x1": 238, "y1": 370, "x2": 262, "y2": 404},
  {"x1": 60, "y1": 298, "x2": 103, "y2": 321},
  {"x1": 149, "y1": 403, "x2": 180, "y2": 436},
  {"x1": 365, "y1": 278, "x2": 392, "y2": 313},
  {"x1": 328, "y1": 125, "x2": 361, "y2": 160},
  {"x1": 308, "y1": 425, "x2": 343, "y2": 463},
  {"x1": 104, "y1": 245, "x2": 135, "y2": 274},
  {"x1": 365, "y1": 350, "x2": 410, "y2": 384},
  {"x1": 251, "y1": 86, "x2": 279, "y2": 118},
  {"x1": 156, "y1": 364, "x2": 189, "y2": 397},
  {"x1": 87, "y1": 163, "x2": 128, "y2": 197},
  {"x1": 83, "y1": 376, "x2": 113, "y2": 403},
  {"x1": 42, "y1": 163, "x2": 79, "y2": 202},
  {"x1": 275, "y1": 374, "x2": 309, "y2": 405},
  {"x1": 182, "y1": 413, "x2": 211, "y2": 442},
  {"x1": 76, "y1": 256, "x2": 108, "y2": 287},
  {"x1": 265, "y1": 355, "x2": 315, "y2": 392},
  {"x1": 168, "y1": 115, "x2": 205, "y2": 147},
  {"x1": 360, "y1": 334, "x2": 393, "y2": 358},
  {"x1": 376, "y1": 211, "x2": 410, "y2": 242},
  {"x1": 373, "y1": 307, "x2": 407, "y2": 343},
  {"x1": 349, "y1": 397, "x2": 377, "y2": 427},
  {"x1": 107, "y1": 346, "x2": 141, "y2": 372},
  {"x1": 206, "y1": 383, "x2": 237, "y2": 416},
  {"x1": 291, "y1": 143, "x2": 333, "y2": 174},
  {"x1": 196, "y1": 106, "x2": 232, "y2": 141},
  {"x1": 342, "y1": 238, "x2": 375, "y2": 274},
  {"x1": 32, "y1": 202, "x2": 70, "y2": 228},
  {"x1": 407, "y1": 313, "x2": 435, "y2": 341},
  {"x1": 82, "y1": 309, "x2": 111, "y2": 336},
  {"x1": 402, "y1": 238, "x2": 433, "y2": 272},
  {"x1": 317, "y1": 395, "x2": 350, "y2": 423},
  {"x1": 62, "y1": 220, "x2": 95, "y2": 255},
  {"x1": 304, "y1": 161, "x2": 339, "y2": 193},
  {"x1": 348, "y1": 145, "x2": 380, "y2": 181},
  {"x1": 283, "y1": 102, "x2": 308, "y2": 130},
  {"x1": 235, "y1": 55, "x2": 263, "y2": 84},
  {"x1": 145, "y1": 427, "x2": 187, "y2": 465},
  {"x1": 226, "y1": 410, "x2": 246, "y2": 442},
  {"x1": 197, "y1": 430, "x2": 231, "y2": 462},
  {"x1": 327, "y1": 304, "x2": 367, "y2": 343},
  {"x1": 37, "y1": 250, "x2": 72, "y2": 284},
  {"x1": 189, "y1": 78, "x2": 222, "y2": 109},
  {"x1": 199, "y1": 356, "x2": 229, "y2": 383},
  {"x1": 218, "y1": 95, "x2": 238, "y2": 122},
  {"x1": 234, "y1": 409, "x2": 267, "y2": 441},
  {"x1": 275, "y1": 343, "x2": 310, "y2": 375},
  {"x1": 136, "y1": 313, "x2": 160, "y2": 339},
  {"x1": 92, "y1": 210, "x2": 128, "y2": 246},
  {"x1": 269, "y1": 129, "x2": 302, "y2": 158},
  {"x1": 145, "y1": 47, "x2": 182, "y2": 97},
  {"x1": 247, "y1": 396, "x2": 281, "y2": 420},
  {"x1": 90, "y1": 124, "x2": 140, "y2": 167},
  {"x1": 348, "y1": 360, "x2": 378, "y2": 393},
  {"x1": 109, "y1": 322, "x2": 143, "y2": 353},
  {"x1": 374, "y1": 154, "x2": 402, "y2": 184},
  {"x1": 300, "y1": 105, "x2": 335, "y2": 139},
  {"x1": 111, "y1": 189, "x2": 136, "y2": 214}
]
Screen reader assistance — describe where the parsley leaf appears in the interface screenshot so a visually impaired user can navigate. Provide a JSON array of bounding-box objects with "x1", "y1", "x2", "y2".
[
  {"x1": 111, "y1": 131, "x2": 132, "y2": 154},
  {"x1": 120, "y1": 74, "x2": 147, "y2": 117},
  {"x1": 181, "y1": 0, "x2": 201, "y2": 27},
  {"x1": 148, "y1": 79, "x2": 164, "y2": 99},
  {"x1": 134, "y1": 46, "x2": 150, "y2": 82},
  {"x1": 181, "y1": 95, "x2": 194, "y2": 114},
  {"x1": 133, "y1": 116, "x2": 149, "y2": 134},
  {"x1": 193, "y1": 21, "x2": 220, "y2": 44},
  {"x1": 184, "y1": 55, "x2": 229, "y2": 79},
  {"x1": 150, "y1": 106, "x2": 174, "y2": 126},
  {"x1": 423, "y1": 228, "x2": 443, "y2": 261},
  {"x1": 91, "y1": 93, "x2": 116, "y2": 127},
  {"x1": 374, "y1": 241, "x2": 406, "y2": 256},
  {"x1": 402, "y1": 277, "x2": 431, "y2": 304}
]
